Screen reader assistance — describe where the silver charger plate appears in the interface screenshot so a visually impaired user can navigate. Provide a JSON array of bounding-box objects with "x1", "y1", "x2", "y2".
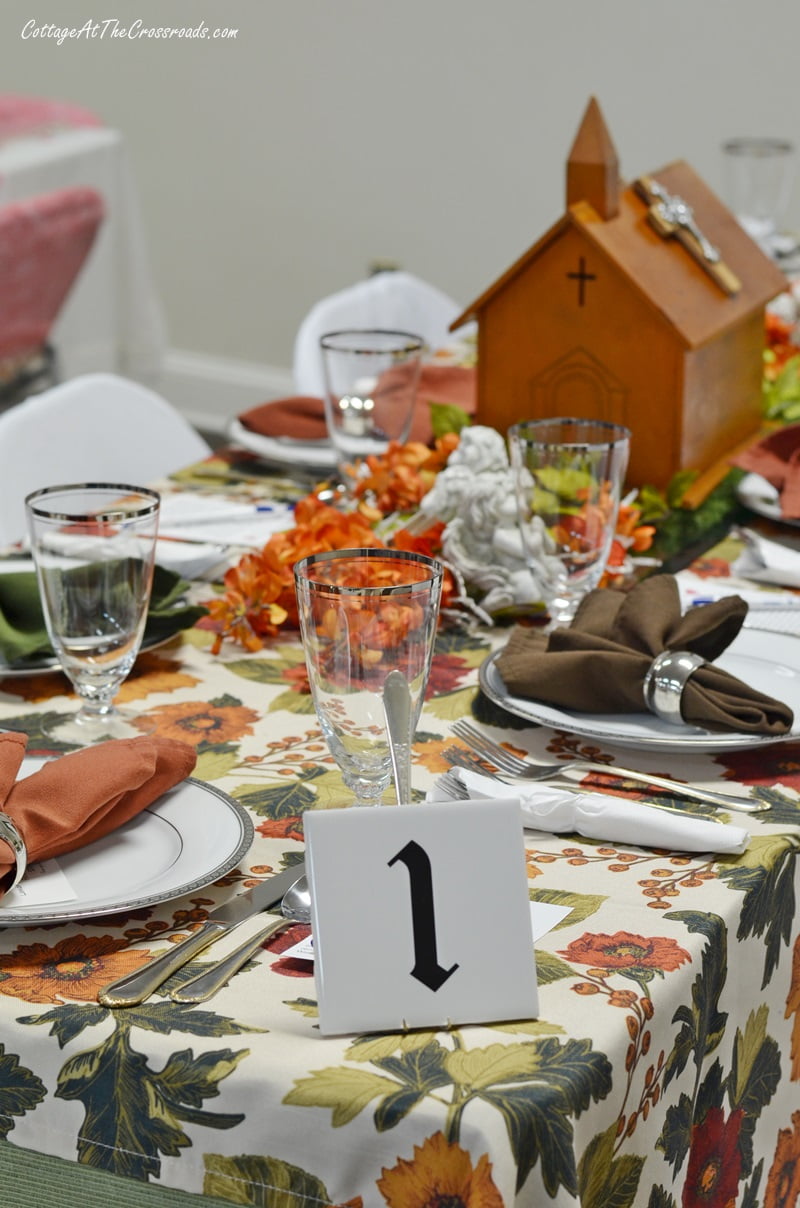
[
  {"x1": 0, "y1": 768, "x2": 253, "y2": 925},
  {"x1": 0, "y1": 630, "x2": 174, "y2": 680},
  {"x1": 228, "y1": 417, "x2": 338, "y2": 474},
  {"x1": 737, "y1": 471, "x2": 800, "y2": 528},
  {"x1": 479, "y1": 627, "x2": 800, "y2": 752}
]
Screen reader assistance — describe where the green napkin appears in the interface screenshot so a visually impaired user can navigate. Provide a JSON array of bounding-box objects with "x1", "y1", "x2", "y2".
[{"x1": 0, "y1": 565, "x2": 208, "y2": 667}]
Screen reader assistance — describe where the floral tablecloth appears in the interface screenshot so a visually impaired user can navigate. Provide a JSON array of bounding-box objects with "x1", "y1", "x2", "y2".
[{"x1": 0, "y1": 471, "x2": 798, "y2": 1208}]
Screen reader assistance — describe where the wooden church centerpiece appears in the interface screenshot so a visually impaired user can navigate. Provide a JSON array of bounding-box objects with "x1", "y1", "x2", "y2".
[{"x1": 451, "y1": 98, "x2": 788, "y2": 489}]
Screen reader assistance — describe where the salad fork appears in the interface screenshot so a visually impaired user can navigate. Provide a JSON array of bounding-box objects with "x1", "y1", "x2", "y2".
[{"x1": 449, "y1": 720, "x2": 766, "y2": 813}]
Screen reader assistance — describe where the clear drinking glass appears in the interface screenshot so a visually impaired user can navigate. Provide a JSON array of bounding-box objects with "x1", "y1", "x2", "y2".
[
  {"x1": 508, "y1": 418, "x2": 630, "y2": 629},
  {"x1": 319, "y1": 329, "x2": 424, "y2": 496},
  {"x1": 723, "y1": 137, "x2": 796, "y2": 257},
  {"x1": 294, "y1": 548, "x2": 443, "y2": 806},
  {"x1": 26, "y1": 483, "x2": 160, "y2": 745}
]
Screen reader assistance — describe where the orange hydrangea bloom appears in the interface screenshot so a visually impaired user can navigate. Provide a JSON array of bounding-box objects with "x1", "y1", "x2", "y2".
[{"x1": 204, "y1": 431, "x2": 653, "y2": 653}]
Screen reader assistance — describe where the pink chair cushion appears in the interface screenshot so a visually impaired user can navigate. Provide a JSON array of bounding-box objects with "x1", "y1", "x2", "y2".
[
  {"x1": 0, "y1": 187, "x2": 105, "y2": 359},
  {"x1": 0, "y1": 94, "x2": 102, "y2": 142}
]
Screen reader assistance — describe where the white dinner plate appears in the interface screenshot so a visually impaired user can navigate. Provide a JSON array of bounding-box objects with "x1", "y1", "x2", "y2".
[
  {"x1": 0, "y1": 768, "x2": 253, "y2": 925},
  {"x1": 228, "y1": 417, "x2": 338, "y2": 474},
  {"x1": 479, "y1": 627, "x2": 800, "y2": 752},
  {"x1": 737, "y1": 471, "x2": 800, "y2": 528}
]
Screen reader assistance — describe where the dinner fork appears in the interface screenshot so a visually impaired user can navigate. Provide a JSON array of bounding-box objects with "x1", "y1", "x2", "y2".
[
  {"x1": 438, "y1": 756, "x2": 725, "y2": 824},
  {"x1": 449, "y1": 720, "x2": 766, "y2": 813}
]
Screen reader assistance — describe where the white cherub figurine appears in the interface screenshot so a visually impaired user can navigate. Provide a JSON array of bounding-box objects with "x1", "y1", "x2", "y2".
[{"x1": 415, "y1": 426, "x2": 558, "y2": 615}]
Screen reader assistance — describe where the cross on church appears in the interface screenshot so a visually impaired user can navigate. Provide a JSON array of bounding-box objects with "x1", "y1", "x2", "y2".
[{"x1": 567, "y1": 256, "x2": 596, "y2": 306}]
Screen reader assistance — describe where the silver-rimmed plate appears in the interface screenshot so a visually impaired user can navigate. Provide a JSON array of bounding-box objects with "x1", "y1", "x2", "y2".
[
  {"x1": 0, "y1": 769, "x2": 253, "y2": 925},
  {"x1": 228, "y1": 417, "x2": 337, "y2": 474},
  {"x1": 479, "y1": 627, "x2": 800, "y2": 752},
  {"x1": 0, "y1": 630, "x2": 174, "y2": 680},
  {"x1": 737, "y1": 471, "x2": 800, "y2": 528}
]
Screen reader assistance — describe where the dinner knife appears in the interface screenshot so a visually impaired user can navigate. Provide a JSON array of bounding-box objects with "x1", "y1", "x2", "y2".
[{"x1": 98, "y1": 861, "x2": 305, "y2": 1008}]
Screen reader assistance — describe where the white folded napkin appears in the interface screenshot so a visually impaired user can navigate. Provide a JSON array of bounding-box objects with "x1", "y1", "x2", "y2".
[
  {"x1": 677, "y1": 568, "x2": 800, "y2": 610},
  {"x1": 732, "y1": 528, "x2": 800, "y2": 590},
  {"x1": 157, "y1": 494, "x2": 295, "y2": 549},
  {"x1": 429, "y1": 768, "x2": 749, "y2": 854}
]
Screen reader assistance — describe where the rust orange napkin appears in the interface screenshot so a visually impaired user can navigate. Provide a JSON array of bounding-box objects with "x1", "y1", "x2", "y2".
[
  {"x1": 0, "y1": 733, "x2": 197, "y2": 895},
  {"x1": 495, "y1": 576, "x2": 794, "y2": 735},
  {"x1": 732, "y1": 423, "x2": 800, "y2": 518},
  {"x1": 238, "y1": 365, "x2": 476, "y2": 448}
]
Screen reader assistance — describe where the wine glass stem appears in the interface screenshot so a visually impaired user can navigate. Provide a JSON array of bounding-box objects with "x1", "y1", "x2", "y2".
[{"x1": 75, "y1": 690, "x2": 118, "y2": 719}]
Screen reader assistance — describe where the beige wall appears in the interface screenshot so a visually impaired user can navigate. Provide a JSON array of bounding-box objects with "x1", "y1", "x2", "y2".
[{"x1": 1, "y1": 0, "x2": 798, "y2": 377}]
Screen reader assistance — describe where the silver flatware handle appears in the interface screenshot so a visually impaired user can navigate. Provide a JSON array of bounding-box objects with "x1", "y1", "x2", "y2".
[
  {"x1": 573, "y1": 763, "x2": 765, "y2": 813},
  {"x1": 98, "y1": 920, "x2": 229, "y2": 1007},
  {"x1": 170, "y1": 916, "x2": 291, "y2": 1003}
]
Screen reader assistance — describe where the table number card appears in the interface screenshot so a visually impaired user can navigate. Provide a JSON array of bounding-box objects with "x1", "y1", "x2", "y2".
[{"x1": 304, "y1": 799, "x2": 538, "y2": 1036}]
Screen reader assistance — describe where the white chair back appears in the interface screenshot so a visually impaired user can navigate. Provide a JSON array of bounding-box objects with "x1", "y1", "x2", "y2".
[
  {"x1": 293, "y1": 271, "x2": 461, "y2": 397},
  {"x1": 0, "y1": 373, "x2": 211, "y2": 545}
]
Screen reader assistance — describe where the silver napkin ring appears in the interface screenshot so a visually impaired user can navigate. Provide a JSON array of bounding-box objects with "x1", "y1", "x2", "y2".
[
  {"x1": 0, "y1": 815, "x2": 27, "y2": 892},
  {"x1": 642, "y1": 650, "x2": 707, "y2": 725}
]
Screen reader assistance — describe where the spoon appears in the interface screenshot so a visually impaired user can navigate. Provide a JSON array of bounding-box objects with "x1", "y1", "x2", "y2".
[
  {"x1": 170, "y1": 873, "x2": 311, "y2": 1003},
  {"x1": 383, "y1": 669, "x2": 413, "y2": 804},
  {"x1": 280, "y1": 873, "x2": 311, "y2": 924}
]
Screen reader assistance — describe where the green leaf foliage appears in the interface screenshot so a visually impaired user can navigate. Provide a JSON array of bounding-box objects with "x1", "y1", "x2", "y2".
[
  {"x1": 648, "y1": 470, "x2": 746, "y2": 561},
  {"x1": 694, "y1": 1058, "x2": 725, "y2": 1125},
  {"x1": 433, "y1": 627, "x2": 493, "y2": 658},
  {"x1": 285, "y1": 997, "x2": 318, "y2": 1018},
  {"x1": 489, "y1": 1018, "x2": 566, "y2": 1037},
  {"x1": 479, "y1": 1081, "x2": 578, "y2": 1196},
  {"x1": 662, "y1": 911, "x2": 728, "y2": 1090},
  {"x1": 763, "y1": 354, "x2": 800, "y2": 420},
  {"x1": 728, "y1": 1012, "x2": 781, "y2": 1177},
  {"x1": 740, "y1": 1159, "x2": 764, "y2": 1208},
  {"x1": 0, "y1": 714, "x2": 76, "y2": 755},
  {"x1": 105, "y1": 1001, "x2": 259, "y2": 1038},
  {"x1": 475, "y1": 1036, "x2": 612, "y2": 1196},
  {"x1": 20, "y1": 1002, "x2": 108, "y2": 1047},
  {"x1": 268, "y1": 689, "x2": 317, "y2": 715},
  {"x1": 535, "y1": 949, "x2": 576, "y2": 984},
  {"x1": 530, "y1": 888, "x2": 605, "y2": 929},
  {"x1": 371, "y1": 1041, "x2": 454, "y2": 1125},
  {"x1": 646, "y1": 1186, "x2": 677, "y2": 1208},
  {"x1": 718, "y1": 840, "x2": 796, "y2": 986},
  {"x1": 56, "y1": 1026, "x2": 248, "y2": 1180},
  {"x1": 345, "y1": 1031, "x2": 442, "y2": 1064},
  {"x1": 231, "y1": 779, "x2": 320, "y2": 819},
  {"x1": 0, "y1": 1045, "x2": 47, "y2": 1137},
  {"x1": 193, "y1": 748, "x2": 241, "y2": 782},
  {"x1": 656, "y1": 1091, "x2": 693, "y2": 1173},
  {"x1": 425, "y1": 686, "x2": 480, "y2": 721},
  {"x1": 284, "y1": 1066, "x2": 400, "y2": 1128},
  {"x1": 430, "y1": 401, "x2": 472, "y2": 438},
  {"x1": 203, "y1": 1150, "x2": 337, "y2": 1206},
  {"x1": 578, "y1": 1124, "x2": 645, "y2": 1208},
  {"x1": 222, "y1": 659, "x2": 296, "y2": 685}
]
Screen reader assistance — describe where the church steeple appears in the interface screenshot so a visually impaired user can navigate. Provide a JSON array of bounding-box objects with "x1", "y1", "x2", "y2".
[{"x1": 566, "y1": 96, "x2": 620, "y2": 220}]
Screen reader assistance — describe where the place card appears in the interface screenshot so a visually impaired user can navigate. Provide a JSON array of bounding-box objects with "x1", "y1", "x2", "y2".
[
  {"x1": 3, "y1": 858, "x2": 75, "y2": 908},
  {"x1": 280, "y1": 899, "x2": 572, "y2": 963},
  {"x1": 304, "y1": 799, "x2": 538, "y2": 1036}
]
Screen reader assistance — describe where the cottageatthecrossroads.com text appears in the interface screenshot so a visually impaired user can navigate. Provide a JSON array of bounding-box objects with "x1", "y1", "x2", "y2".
[{"x1": 21, "y1": 19, "x2": 239, "y2": 43}]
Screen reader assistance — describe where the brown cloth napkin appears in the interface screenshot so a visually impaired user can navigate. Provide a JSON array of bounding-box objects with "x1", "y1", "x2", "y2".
[
  {"x1": 495, "y1": 576, "x2": 794, "y2": 735},
  {"x1": 732, "y1": 423, "x2": 800, "y2": 518},
  {"x1": 238, "y1": 365, "x2": 476, "y2": 448},
  {"x1": 0, "y1": 733, "x2": 197, "y2": 895}
]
